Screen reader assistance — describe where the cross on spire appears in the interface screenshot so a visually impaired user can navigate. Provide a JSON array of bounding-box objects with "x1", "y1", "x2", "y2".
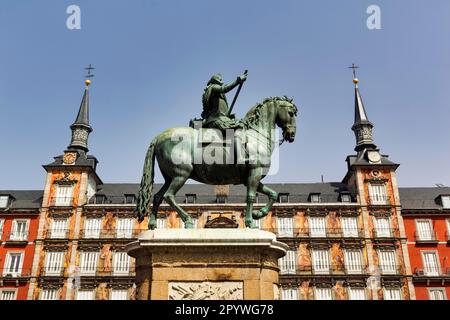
[
  {"x1": 348, "y1": 63, "x2": 359, "y2": 79},
  {"x1": 84, "y1": 64, "x2": 95, "y2": 79}
]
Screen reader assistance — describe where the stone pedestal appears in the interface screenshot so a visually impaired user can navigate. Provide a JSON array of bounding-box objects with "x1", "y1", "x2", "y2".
[{"x1": 125, "y1": 229, "x2": 288, "y2": 300}]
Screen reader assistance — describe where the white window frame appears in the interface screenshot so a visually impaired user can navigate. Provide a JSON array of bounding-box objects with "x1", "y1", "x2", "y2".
[
  {"x1": 422, "y1": 251, "x2": 440, "y2": 276},
  {"x1": 309, "y1": 216, "x2": 326, "y2": 237},
  {"x1": 79, "y1": 251, "x2": 99, "y2": 276},
  {"x1": 384, "y1": 287, "x2": 402, "y2": 300},
  {"x1": 314, "y1": 287, "x2": 333, "y2": 300},
  {"x1": 374, "y1": 217, "x2": 391, "y2": 238},
  {"x1": 368, "y1": 183, "x2": 388, "y2": 205},
  {"x1": 84, "y1": 218, "x2": 102, "y2": 239},
  {"x1": 428, "y1": 288, "x2": 447, "y2": 300},
  {"x1": 415, "y1": 219, "x2": 434, "y2": 241},
  {"x1": 447, "y1": 219, "x2": 450, "y2": 241},
  {"x1": 50, "y1": 219, "x2": 68, "y2": 239},
  {"x1": 277, "y1": 217, "x2": 293, "y2": 237},
  {"x1": 279, "y1": 250, "x2": 296, "y2": 275},
  {"x1": 45, "y1": 251, "x2": 65, "y2": 276},
  {"x1": 378, "y1": 250, "x2": 397, "y2": 275},
  {"x1": 341, "y1": 216, "x2": 359, "y2": 237},
  {"x1": 0, "y1": 219, "x2": 4, "y2": 240},
  {"x1": 441, "y1": 196, "x2": 450, "y2": 209},
  {"x1": 116, "y1": 218, "x2": 134, "y2": 238},
  {"x1": 40, "y1": 288, "x2": 59, "y2": 300},
  {"x1": 344, "y1": 249, "x2": 363, "y2": 274},
  {"x1": 54, "y1": 185, "x2": 74, "y2": 206},
  {"x1": 76, "y1": 289, "x2": 95, "y2": 300},
  {"x1": 281, "y1": 287, "x2": 298, "y2": 300},
  {"x1": 3, "y1": 251, "x2": 24, "y2": 277},
  {"x1": 0, "y1": 196, "x2": 9, "y2": 208},
  {"x1": 0, "y1": 289, "x2": 17, "y2": 300},
  {"x1": 113, "y1": 252, "x2": 131, "y2": 275},
  {"x1": 312, "y1": 249, "x2": 330, "y2": 275},
  {"x1": 348, "y1": 287, "x2": 366, "y2": 300},
  {"x1": 111, "y1": 289, "x2": 129, "y2": 300},
  {"x1": 10, "y1": 219, "x2": 29, "y2": 241}
]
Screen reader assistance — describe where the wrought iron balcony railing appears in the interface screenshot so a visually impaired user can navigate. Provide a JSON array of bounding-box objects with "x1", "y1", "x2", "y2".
[
  {"x1": 265, "y1": 227, "x2": 364, "y2": 238},
  {"x1": 80, "y1": 229, "x2": 141, "y2": 239},
  {"x1": 414, "y1": 267, "x2": 450, "y2": 277},
  {"x1": 6, "y1": 232, "x2": 29, "y2": 242},
  {"x1": 372, "y1": 228, "x2": 397, "y2": 238},
  {"x1": 49, "y1": 196, "x2": 74, "y2": 207},
  {"x1": 279, "y1": 265, "x2": 367, "y2": 276},
  {"x1": 40, "y1": 267, "x2": 65, "y2": 277},
  {"x1": 377, "y1": 265, "x2": 403, "y2": 275},
  {"x1": 45, "y1": 229, "x2": 71, "y2": 239},
  {"x1": 0, "y1": 268, "x2": 32, "y2": 278},
  {"x1": 369, "y1": 195, "x2": 390, "y2": 205},
  {"x1": 414, "y1": 231, "x2": 439, "y2": 243},
  {"x1": 74, "y1": 267, "x2": 136, "y2": 277}
]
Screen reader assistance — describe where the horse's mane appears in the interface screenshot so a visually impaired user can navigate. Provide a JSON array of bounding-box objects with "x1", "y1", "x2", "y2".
[{"x1": 240, "y1": 96, "x2": 295, "y2": 128}]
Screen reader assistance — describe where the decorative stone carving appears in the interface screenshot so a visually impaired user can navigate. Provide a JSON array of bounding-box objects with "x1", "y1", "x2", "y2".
[{"x1": 169, "y1": 281, "x2": 243, "y2": 300}]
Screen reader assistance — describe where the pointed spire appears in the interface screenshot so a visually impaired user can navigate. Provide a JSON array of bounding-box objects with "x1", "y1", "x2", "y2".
[
  {"x1": 349, "y1": 69, "x2": 377, "y2": 153},
  {"x1": 68, "y1": 79, "x2": 93, "y2": 153}
]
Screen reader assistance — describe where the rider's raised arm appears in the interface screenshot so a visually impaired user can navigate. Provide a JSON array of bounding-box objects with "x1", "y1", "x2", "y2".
[{"x1": 214, "y1": 78, "x2": 241, "y2": 94}]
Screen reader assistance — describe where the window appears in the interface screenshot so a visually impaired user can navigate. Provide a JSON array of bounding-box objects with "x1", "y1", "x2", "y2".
[
  {"x1": 156, "y1": 218, "x2": 166, "y2": 229},
  {"x1": 429, "y1": 289, "x2": 446, "y2": 300},
  {"x1": 281, "y1": 288, "x2": 298, "y2": 300},
  {"x1": 40, "y1": 289, "x2": 59, "y2": 300},
  {"x1": 125, "y1": 194, "x2": 135, "y2": 204},
  {"x1": 117, "y1": 218, "x2": 134, "y2": 238},
  {"x1": 216, "y1": 195, "x2": 227, "y2": 204},
  {"x1": 447, "y1": 219, "x2": 450, "y2": 240},
  {"x1": 384, "y1": 288, "x2": 402, "y2": 300},
  {"x1": 79, "y1": 251, "x2": 99, "y2": 275},
  {"x1": 368, "y1": 184, "x2": 388, "y2": 204},
  {"x1": 45, "y1": 252, "x2": 65, "y2": 275},
  {"x1": 344, "y1": 250, "x2": 363, "y2": 274},
  {"x1": 278, "y1": 250, "x2": 296, "y2": 275},
  {"x1": 185, "y1": 194, "x2": 196, "y2": 204},
  {"x1": 340, "y1": 193, "x2": 352, "y2": 203},
  {"x1": 416, "y1": 220, "x2": 434, "y2": 241},
  {"x1": 0, "y1": 219, "x2": 4, "y2": 239},
  {"x1": 76, "y1": 290, "x2": 95, "y2": 300},
  {"x1": 50, "y1": 219, "x2": 68, "y2": 239},
  {"x1": 84, "y1": 218, "x2": 102, "y2": 238},
  {"x1": 94, "y1": 195, "x2": 106, "y2": 204},
  {"x1": 0, "y1": 290, "x2": 16, "y2": 300},
  {"x1": 181, "y1": 217, "x2": 199, "y2": 229},
  {"x1": 312, "y1": 249, "x2": 330, "y2": 274},
  {"x1": 378, "y1": 250, "x2": 397, "y2": 274},
  {"x1": 374, "y1": 217, "x2": 391, "y2": 238},
  {"x1": 348, "y1": 288, "x2": 366, "y2": 300},
  {"x1": 279, "y1": 193, "x2": 289, "y2": 203},
  {"x1": 310, "y1": 193, "x2": 321, "y2": 203},
  {"x1": 422, "y1": 251, "x2": 440, "y2": 276},
  {"x1": 113, "y1": 252, "x2": 131, "y2": 275},
  {"x1": 309, "y1": 216, "x2": 326, "y2": 237},
  {"x1": 111, "y1": 289, "x2": 128, "y2": 300},
  {"x1": 314, "y1": 288, "x2": 332, "y2": 300},
  {"x1": 441, "y1": 196, "x2": 450, "y2": 209},
  {"x1": 341, "y1": 217, "x2": 358, "y2": 237},
  {"x1": 0, "y1": 196, "x2": 9, "y2": 208},
  {"x1": 10, "y1": 219, "x2": 28, "y2": 241},
  {"x1": 3, "y1": 252, "x2": 23, "y2": 276},
  {"x1": 277, "y1": 217, "x2": 293, "y2": 237},
  {"x1": 55, "y1": 186, "x2": 73, "y2": 206}
]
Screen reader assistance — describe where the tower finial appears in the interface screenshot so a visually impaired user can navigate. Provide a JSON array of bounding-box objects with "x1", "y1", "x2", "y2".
[{"x1": 84, "y1": 64, "x2": 95, "y2": 88}]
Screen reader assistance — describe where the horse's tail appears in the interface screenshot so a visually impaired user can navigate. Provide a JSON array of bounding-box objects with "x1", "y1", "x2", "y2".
[{"x1": 135, "y1": 137, "x2": 157, "y2": 222}]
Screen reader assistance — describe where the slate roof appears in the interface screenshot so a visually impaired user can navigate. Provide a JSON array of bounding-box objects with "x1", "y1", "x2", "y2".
[
  {"x1": 399, "y1": 187, "x2": 450, "y2": 210},
  {"x1": 0, "y1": 190, "x2": 43, "y2": 210}
]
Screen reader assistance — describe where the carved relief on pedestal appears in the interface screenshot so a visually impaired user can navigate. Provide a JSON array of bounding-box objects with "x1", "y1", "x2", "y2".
[{"x1": 169, "y1": 281, "x2": 243, "y2": 300}]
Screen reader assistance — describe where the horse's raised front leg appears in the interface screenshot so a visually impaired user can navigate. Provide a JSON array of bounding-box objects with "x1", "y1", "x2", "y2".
[
  {"x1": 163, "y1": 176, "x2": 194, "y2": 228},
  {"x1": 149, "y1": 179, "x2": 170, "y2": 230},
  {"x1": 253, "y1": 183, "x2": 278, "y2": 220},
  {"x1": 245, "y1": 168, "x2": 262, "y2": 228}
]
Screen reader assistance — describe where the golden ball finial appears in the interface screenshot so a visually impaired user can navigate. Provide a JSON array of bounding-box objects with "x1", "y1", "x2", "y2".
[
  {"x1": 85, "y1": 79, "x2": 91, "y2": 87},
  {"x1": 353, "y1": 78, "x2": 359, "y2": 84}
]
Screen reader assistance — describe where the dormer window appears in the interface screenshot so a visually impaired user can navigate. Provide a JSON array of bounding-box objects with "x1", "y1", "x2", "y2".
[
  {"x1": 340, "y1": 193, "x2": 352, "y2": 203},
  {"x1": 216, "y1": 195, "x2": 227, "y2": 204},
  {"x1": 310, "y1": 193, "x2": 321, "y2": 203},
  {"x1": 441, "y1": 195, "x2": 450, "y2": 209},
  {"x1": 185, "y1": 194, "x2": 196, "y2": 204},
  {"x1": 94, "y1": 195, "x2": 106, "y2": 204},
  {"x1": 0, "y1": 195, "x2": 10, "y2": 208},
  {"x1": 125, "y1": 194, "x2": 136, "y2": 204},
  {"x1": 279, "y1": 193, "x2": 289, "y2": 203}
]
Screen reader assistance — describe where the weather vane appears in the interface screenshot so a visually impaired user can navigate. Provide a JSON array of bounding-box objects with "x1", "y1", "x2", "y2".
[
  {"x1": 84, "y1": 64, "x2": 95, "y2": 79},
  {"x1": 348, "y1": 63, "x2": 359, "y2": 79}
]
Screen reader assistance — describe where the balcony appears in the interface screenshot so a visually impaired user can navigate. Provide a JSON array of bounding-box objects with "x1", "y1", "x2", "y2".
[
  {"x1": 377, "y1": 265, "x2": 403, "y2": 275},
  {"x1": 49, "y1": 196, "x2": 74, "y2": 207},
  {"x1": 76, "y1": 267, "x2": 136, "y2": 277},
  {"x1": 414, "y1": 267, "x2": 450, "y2": 278},
  {"x1": 414, "y1": 231, "x2": 439, "y2": 245},
  {"x1": 0, "y1": 268, "x2": 31, "y2": 279},
  {"x1": 5, "y1": 232, "x2": 29, "y2": 244},
  {"x1": 40, "y1": 267, "x2": 65, "y2": 277},
  {"x1": 369, "y1": 195, "x2": 390, "y2": 206},
  {"x1": 79, "y1": 229, "x2": 141, "y2": 240},
  {"x1": 372, "y1": 228, "x2": 397, "y2": 239},
  {"x1": 273, "y1": 228, "x2": 364, "y2": 239},
  {"x1": 45, "y1": 229, "x2": 70, "y2": 240},
  {"x1": 280, "y1": 265, "x2": 367, "y2": 276}
]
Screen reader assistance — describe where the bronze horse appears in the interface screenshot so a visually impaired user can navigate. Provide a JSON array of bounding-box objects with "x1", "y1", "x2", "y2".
[{"x1": 136, "y1": 96, "x2": 298, "y2": 229}]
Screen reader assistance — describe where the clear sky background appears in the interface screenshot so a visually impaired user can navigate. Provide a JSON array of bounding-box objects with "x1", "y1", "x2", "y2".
[{"x1": 1, "y1": 0, "x2": 449, "y2": 190}]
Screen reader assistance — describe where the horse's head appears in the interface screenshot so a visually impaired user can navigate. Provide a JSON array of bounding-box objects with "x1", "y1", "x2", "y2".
[{"x1": 274, "y1": 97, "x2": 298, "y2": 143}]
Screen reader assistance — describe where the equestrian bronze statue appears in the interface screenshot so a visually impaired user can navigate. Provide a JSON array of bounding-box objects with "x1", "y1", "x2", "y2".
[{"x1": 136, "y1": 71, "x2": 298, "y2": 229}]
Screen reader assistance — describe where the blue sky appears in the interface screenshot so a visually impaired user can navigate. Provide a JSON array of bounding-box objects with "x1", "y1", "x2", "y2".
[{"x1": 1, "y1": 0, "x2": 450, "y2": 189}]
